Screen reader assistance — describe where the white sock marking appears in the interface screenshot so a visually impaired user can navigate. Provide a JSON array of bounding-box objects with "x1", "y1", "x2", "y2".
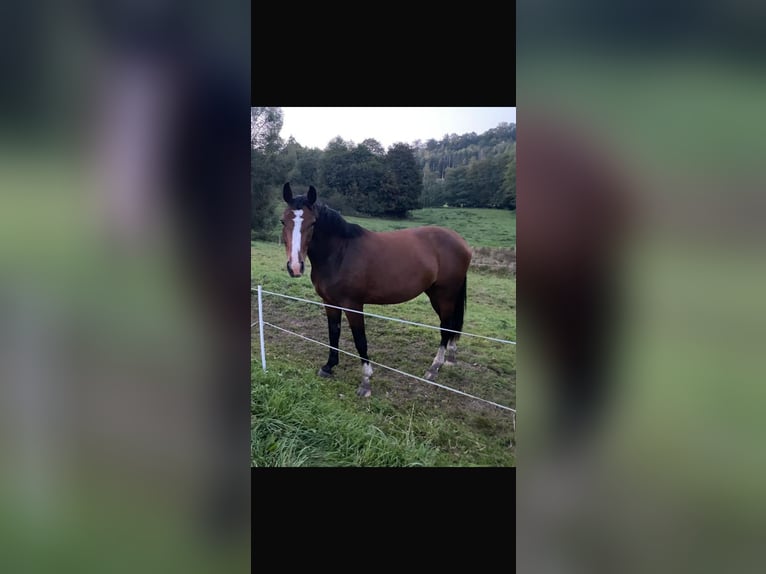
[
  {"x1": 445, "y1": 340, "x2": 457, "y2": 364},
  {"x1": 362, "y1": 362, "x2": 373, "y2": 378},
  {"x1": 430, "y1": 346, "x2": 445, "y2": 369}
]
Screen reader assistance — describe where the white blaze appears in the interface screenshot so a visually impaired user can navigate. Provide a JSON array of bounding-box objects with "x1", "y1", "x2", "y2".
[{"x1": 290, "y1": 209, "x2": 303, "y2": 273}]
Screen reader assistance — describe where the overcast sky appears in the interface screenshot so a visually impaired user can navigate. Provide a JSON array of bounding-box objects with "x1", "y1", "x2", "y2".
[{"x1": 280, "y1": 107, "x2": 516, "y2": 150}]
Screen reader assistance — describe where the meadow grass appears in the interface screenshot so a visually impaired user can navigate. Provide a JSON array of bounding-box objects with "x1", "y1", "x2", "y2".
[
  {"x1": 345, "y1": 208, "x2": 515, "y2": 248},
  {"x1": 252, "y1": 361, "x2": 442, "y2": 467}
]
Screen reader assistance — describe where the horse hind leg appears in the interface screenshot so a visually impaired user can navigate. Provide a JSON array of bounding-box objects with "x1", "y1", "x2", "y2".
[
  {"x1": 425, "y1": 278, "x2": 466, "y2": 378},
  {"x1": 425, "y1": 341, "x2": 447, "y2": 380},
  {"x1": 444, "y1": 276, "x2": 466, "y2": 368},
  {"x1": 426, "y1": 319, "x2": 459, "y2": 379},
  {"x1": 445, "y1": 339, "x2": 458, "y2": 365},
  {"x1": 358, "y1": 361, "x2": 373, "y2": 398}
]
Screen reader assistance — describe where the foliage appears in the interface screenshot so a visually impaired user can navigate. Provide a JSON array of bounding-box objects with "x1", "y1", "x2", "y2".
[
  {"x1": 417, "y1": 122, "x2": 516, "y2": 179},
  {"x1": 250, "y1": 107, "x2": 283, "y2": 152},
  {"x1": 251, "y1": 107, "x2": 286, "y2": 239},
  {"x1": 315, "y1": 138, "x2": 422, "y2": 217},
  {"x1": 379, "y1": 143, "x2": 422, "y2": 217},
  {"x1": 418, "y1": 126, "x2": 516, "y2": 210},
  {"x1": 350, "y1": 143, "x2": 386, "y2": 214},
  {"x1": 500, "y1": 144, "x2": 516, "y2": 210},
  {"x1": 291, "y1": 147, "x2": 322, "y2": 188},
  {"x1": 250, "y1": 109, "x2": 517, "y2": 235}
]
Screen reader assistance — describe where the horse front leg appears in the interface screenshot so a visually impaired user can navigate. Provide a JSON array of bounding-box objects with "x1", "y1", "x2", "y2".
[
  {"x1": 319, "y1": 306, "x2": 342, "y2": 377},
  {"x1": 345, "y1": 308, "x2": 372, "y2": 398}
]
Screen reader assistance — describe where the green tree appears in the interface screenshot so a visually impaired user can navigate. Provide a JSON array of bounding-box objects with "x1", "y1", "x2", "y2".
[
  {"x1": 251, "y1": 107, "x2": 284, "y2": 239},
  {"x1": 380, "y1": 143, "x2": 422, "y2": 217},
  {"x1": 350, "y1": 144, "x2": 385, "y2": 214},
  {"x1": 293, "y1": 147, "x2": 321, "y2": 187},
  {"x1": 250, "y1": 107, "x2": 283, "y2": 152},
  {"x1": 360, "y1": 138, "x2": 385, "y2": 157},
  {"x1": 319, "y1": 137, "x2": 363, "y2": 213},
  {"x1": 421, "y1": 167, "x2": 439, "y2": 207},
  {"x1": 413, "y1": 121, "x2": 516, "y2": 207},
  {"x1": 444, "y1": 165, "x2": 470, "y2": 206},
  {"x1": 499, "y1": 144, "x2": 516, "y2": 210},
  {"x1": 320, "y1": 137, "x2": 353, "y2": 195},
  {"x1": 280, "y1": 137, "x2": 300, "y2": 181},
  {"x1": 467, "y1": 155, "x2": 507, "y2": 207}
]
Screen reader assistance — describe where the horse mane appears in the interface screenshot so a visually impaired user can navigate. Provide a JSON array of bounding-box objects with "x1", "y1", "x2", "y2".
[{"x1": 314, "y1": 202, "x2": 366, "y2": 239}]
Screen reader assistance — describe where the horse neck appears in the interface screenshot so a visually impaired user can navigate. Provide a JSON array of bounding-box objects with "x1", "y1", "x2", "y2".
[
  {"x1": 307, "y1": 216, "x2": 360, "y2": 271},
  {"x1": 307, "y1": 227, "x2": 346, "y2": 269}
]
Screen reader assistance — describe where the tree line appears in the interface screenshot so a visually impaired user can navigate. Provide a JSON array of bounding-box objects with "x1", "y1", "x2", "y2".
[
  {"x1": 416, "y1": 123, "x2": 516, "y2": 209},
  {"x1": 251, "y1": 107, "x2": 516, "y2": 239}
]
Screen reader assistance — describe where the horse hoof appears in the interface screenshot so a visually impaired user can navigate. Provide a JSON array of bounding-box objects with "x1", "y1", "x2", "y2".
[
  {"x1": 444, "y1": 360, "x2": 456, "y2": 367},
  {"x1": 318, "y1": 368, "x2": 333, "y2": 378},
  {"x1": 356, "y1": 387, "x2": 371, "y2": 398},
  {"x1": 424, "y1": 370, "x2": 435, "y2": 380}
]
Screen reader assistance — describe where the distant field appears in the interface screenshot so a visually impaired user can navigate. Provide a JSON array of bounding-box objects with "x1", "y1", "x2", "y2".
[
  {"x1": 345, "y1": 208, "x2": 515, "y2": 248},
  {"x1": 252, "y1": 208, "x2": 516, "y2": 467}
]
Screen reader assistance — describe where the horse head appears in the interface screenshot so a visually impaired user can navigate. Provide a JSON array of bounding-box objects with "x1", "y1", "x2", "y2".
[{"x1": 281, "y1": 182, "x2": 317, "y2": 277}]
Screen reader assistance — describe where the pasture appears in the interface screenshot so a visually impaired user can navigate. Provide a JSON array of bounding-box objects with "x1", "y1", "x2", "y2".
[
  {"x1": 251, "y1": 208, "x2": 516, "y2": 466},
  {"x1": 345, "y1": 207, "x2": 515, "y2": 248}
]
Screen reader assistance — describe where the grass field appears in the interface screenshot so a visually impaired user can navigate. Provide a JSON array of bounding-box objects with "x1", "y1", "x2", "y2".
[
  {"x1": 251, "y1": 208, "x2": 516, "y2": 466},
  {"x1": 345, "y1": 208, "x2": 515, "y2": 248}
]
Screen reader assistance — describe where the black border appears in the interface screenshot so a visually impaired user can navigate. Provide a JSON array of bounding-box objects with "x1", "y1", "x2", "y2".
[
  {"x1": 252, "y1": 6, "x2": 516, "y2": 107},
  {"x1": 252, "y1": 467, "x2": 515, "y2": 563}
]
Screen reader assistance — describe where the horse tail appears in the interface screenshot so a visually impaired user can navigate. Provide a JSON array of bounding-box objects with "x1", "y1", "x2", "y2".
[{"x1": 449, "y1": 275, "x2": 467, "y2": 343}]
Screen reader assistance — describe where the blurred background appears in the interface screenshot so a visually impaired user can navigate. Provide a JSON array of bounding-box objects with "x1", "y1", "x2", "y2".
[
  {"x1": 0, "y1": 1, "x2": 250, "y2": 572},
  {"x1": 517, "y1": 1, "x2": 766, "y2": 572},
  {"x1": 4, "y1": 0, "x2": 766, "y2": 570}
]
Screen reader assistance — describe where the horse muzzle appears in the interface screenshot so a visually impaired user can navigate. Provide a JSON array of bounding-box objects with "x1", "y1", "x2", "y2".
[{"x1": 287, "y1": 260, "x2": 305, "y2": 277}]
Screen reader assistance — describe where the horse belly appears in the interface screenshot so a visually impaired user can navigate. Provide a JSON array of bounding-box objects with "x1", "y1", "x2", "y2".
[
  {"x1": 363, "y1": 258, "x2": 435, "y2": 305},
  {"x1": 364, "y1": 285, "x2": 425, "y2": 305}
]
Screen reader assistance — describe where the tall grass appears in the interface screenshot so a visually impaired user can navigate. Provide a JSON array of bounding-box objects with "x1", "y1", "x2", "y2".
[{"x1": 252, "y1": 364, "x2": 439, "y2": 467}]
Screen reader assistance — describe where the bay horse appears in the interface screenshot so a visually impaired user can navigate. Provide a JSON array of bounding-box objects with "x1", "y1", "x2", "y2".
[{"x1": 280, "y1": 182, "x2": 472, "y2": 398}]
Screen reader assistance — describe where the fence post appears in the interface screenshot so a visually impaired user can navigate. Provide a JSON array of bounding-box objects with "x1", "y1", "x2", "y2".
[{"x1": 257, "y1": 284, "x2": 267, "y2": 372}]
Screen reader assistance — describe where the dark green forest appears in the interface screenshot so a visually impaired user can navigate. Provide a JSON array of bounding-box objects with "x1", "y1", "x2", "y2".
[{"x1": 251, "y1": 107, "x2": 516, "y2": 239}]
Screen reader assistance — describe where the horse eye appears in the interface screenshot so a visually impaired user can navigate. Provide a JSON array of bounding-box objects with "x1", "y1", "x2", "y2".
[{"x1": 280, "y1": 220, "x2": 285, "y2": 226}]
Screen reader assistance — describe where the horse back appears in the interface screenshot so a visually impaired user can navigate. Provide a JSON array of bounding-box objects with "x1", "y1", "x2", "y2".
[
  {"x1": 409, "y1": 226, "x2": 472, "y2": 272},
  {"x1": 365, "y1": 225, "x2": 470, "y2": 286}
]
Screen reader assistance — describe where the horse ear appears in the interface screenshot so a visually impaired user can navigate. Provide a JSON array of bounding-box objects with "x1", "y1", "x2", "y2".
[
  {"x1": 283, "y1": 182, "x2": 294, "y2": 204},
  {"x1": 307, "y1": 186, "x2": 317, "y2": 206}
]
